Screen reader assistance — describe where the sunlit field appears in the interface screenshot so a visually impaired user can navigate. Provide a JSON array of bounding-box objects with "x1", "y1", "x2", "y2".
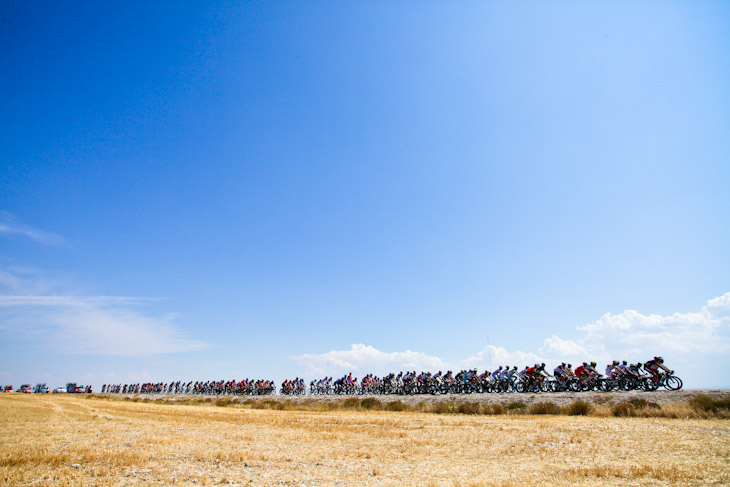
[{"x1": 2, "y1": 394, "x2": 729, "y2": 486}]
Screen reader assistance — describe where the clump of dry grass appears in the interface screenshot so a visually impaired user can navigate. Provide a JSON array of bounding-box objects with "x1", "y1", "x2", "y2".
[
  {"x1": 690, "y1": 395, "x2": 730, "y2": 413},
  {"x1": 566, "y1": 400, "x2": 591, "y2": 416},
  {"x1": 383, "y1": 400, "x2": 409, "y2": 411},
  {"x1": 505, "y1": 401, "x2": 527, "y2": 411},
  {"x1": 529, "y1": 401, "x2": 561, "y2": 415},
  {"x1": 610, "y1": 400, "x2": 701, "y2": 418}
]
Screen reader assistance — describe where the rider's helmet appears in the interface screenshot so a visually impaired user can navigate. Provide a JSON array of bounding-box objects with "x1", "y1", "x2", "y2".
[
  {"x1": 655, "y1": 356, "x2": 664, "y2": 363},
  {"x1": 590, "y1": 361, "x2": 596, "y2": 367},
  {"x1": 613, "y1": 360, "x2": 618, "y2": 365},
  {"x1": 622, "y1": 360, "x2": 628, "y2": 365},
  {"x1": 582, "y1": 362, "x2": 587, "y2": 367},
  {"x1": 567, "y1": 364, "x2": 572, "y2": 368}
]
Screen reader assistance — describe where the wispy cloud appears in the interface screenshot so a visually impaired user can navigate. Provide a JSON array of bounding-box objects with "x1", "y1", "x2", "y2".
[
  {"x1": 0, "y1": 294, "x2": 208, "y2": 355},
  {"x1": 0, "y1": 212, "x2": 66, "y2": 246},
  {"x1": 0, "y1": 269, "x2": 208, "y2": 356},
  {"x1": 0, "y1": 266, "x2": 60, "y2": 295},
  {"x1": 0, "y1": 295, "x2": 163, "y2": 307},
  {"x1": 291, "y1": 292, "x2": 730, "y2": 384}
]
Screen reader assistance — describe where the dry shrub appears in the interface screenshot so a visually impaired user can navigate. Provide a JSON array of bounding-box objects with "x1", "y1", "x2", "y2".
[
  {"x1": 566, "y1": 400, "x2": 590, "y2": 416},
  {"x1": 384, "y1": 400, "x2": 409, "y2": 412},
  {"x1": 489, "y1": 404, "x2": 505, "y2": 415},
  {"x1": 690, "y1": 395, "x2": 730, "y2": 413},
  {"x1": 529, "y1": 402, "x2": 560, "y2": 415},
  {"x1": 505, "y1": 401, "x2": 527, "y2": 412},
  {"x1": 247, "y1": 399, "x2": 271, "y2": 410},
  {"x1": 611, "y1": 399, "x2": 687, "y2": 418},
  {"x1": 456, "y1": 402, "x2": 481, "y2": 415},
  {"x1": 360, "y1": 397, "x2": 381, "y2": 410},
  {"x1": 611, "y1": 403, "x2": 636, "y2": 417},
  {"x1": 317, "y1": 401, "x2": 341, "y2": 412},
  {"x1": 428, "y1": 402, "x2": 454, "y2": 414},
  {"x1": 588, "y1": 404, "x2": 612, "y2": 417},
  {"x1": 629, "y1": 398, "x2": 659, "y2": 410},
  {"x1": 343, "y1": 397, "x2": 360, "y2": 410},
  {"x1": 272, "y1": 400, "x2": 292, "y2": 410},
  {"x1": 215, "y1": 398, "x2": 233, "y2": 407}
]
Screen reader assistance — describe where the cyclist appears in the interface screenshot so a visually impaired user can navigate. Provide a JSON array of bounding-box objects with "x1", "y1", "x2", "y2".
[
  {"x1": 628, "y1": 362, "x2": 643, "y2": 377},
  {"x1": 575, "y1": 362, "x2": 588, "y2": 379},
  {"x1": 554, "y1": 363, "x2": 568, "y2": 385},
  {"x1": 616, "y1": 360, "x2": 633, "y2": 376},
  {"x1": 580, "y1": 361, "x2": 598, "y2": 379},
  {"x1": 518, "y1": 365, "x2": 530, "y2": 381},
  {"x1": 605, "y1": 361, "x2": 618, "y2": 377},
  {"x1": 491, "y1": 366, "x2": 503, "y2": 382},
  {"x1": 644, "y1": 356, "x2": 672, "y2": 384},
  {"x1": 535, "y1": 363, "x2": 551, "y2": 385}
]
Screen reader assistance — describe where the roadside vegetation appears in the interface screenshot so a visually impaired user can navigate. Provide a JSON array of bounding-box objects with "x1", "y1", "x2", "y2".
[{"x1": 93, "y1": 392, "x2": 730, "y2": 419}]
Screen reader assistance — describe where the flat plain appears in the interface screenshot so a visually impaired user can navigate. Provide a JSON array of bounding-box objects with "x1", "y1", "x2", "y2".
[{"x1": 2, "y1": 393, "x2": 729, "y2": 486}]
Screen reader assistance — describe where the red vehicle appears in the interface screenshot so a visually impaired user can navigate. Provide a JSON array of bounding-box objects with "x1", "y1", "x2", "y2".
[
  {"x1": 19, "y1": 384, "x2": 32, "y2": 393},
  {"x1": 2, "y1": 385, "x2": 13, "y2": 393}
]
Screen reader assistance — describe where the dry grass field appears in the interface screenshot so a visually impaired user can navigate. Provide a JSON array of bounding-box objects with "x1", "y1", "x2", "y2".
[{"x1": 2, "y1": 394, "x2": 729, "y2": 487}]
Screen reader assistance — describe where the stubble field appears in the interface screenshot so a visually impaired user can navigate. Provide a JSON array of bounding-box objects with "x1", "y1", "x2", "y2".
[{"x1": 2, "y1": 393, "x2": 729, "y2": 486}]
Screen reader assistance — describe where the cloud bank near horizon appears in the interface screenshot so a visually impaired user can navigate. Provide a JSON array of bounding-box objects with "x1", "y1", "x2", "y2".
[{"x1": 291, "y1": 292, "x2": 730, "y2": 382}]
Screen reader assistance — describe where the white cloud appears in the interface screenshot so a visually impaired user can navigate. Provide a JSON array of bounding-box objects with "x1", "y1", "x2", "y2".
[
  {"x1": 578, "y1": 292, "x2": 730, "y2": 356},
  {"x1": 0, "y1": 212, "x2": 66, "y2": 246},
  {"x1": 538, "y1": 335, "x2": 589, "y2": 359},
  {"x1": 291, "y1": 343, "x2": 546, "y2": 379},
  {"x1": 459, "y1": 344, "x2": 542, "y2": 369},
  {"x1": 290, "y1": 344, "x2": 448, "y2": 377},
  {"x1": 290, "y1": 293, "x2": 730, "y2": 387}
]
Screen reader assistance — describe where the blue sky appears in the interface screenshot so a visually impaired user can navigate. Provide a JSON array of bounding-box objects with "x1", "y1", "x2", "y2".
[{"x1": 1, "y1": 2, "x2": 729, "y2": 389}]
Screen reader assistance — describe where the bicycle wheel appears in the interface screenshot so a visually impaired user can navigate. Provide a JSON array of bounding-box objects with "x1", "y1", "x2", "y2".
[
  {"x1": 664, "y1": 375, "x2": 683, "y2": 391},
  {"x1": 642, "y1": 378, "x2": 660, "y2": 391}
]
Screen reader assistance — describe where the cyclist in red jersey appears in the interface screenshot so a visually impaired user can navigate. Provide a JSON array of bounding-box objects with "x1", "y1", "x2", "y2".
[{"x1": 645, "y1": 356, "x2": 672, "y2": 384}]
